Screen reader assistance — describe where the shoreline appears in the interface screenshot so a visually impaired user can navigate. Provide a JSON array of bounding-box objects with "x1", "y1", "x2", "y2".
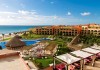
[{"x1": 0, "y1": 30, "x2": 29, "y2": 41}]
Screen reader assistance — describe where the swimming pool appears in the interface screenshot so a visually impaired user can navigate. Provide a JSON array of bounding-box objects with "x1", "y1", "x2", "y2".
[{"x1": 0, "y1": 38, "x2": 50, "y2": 49}]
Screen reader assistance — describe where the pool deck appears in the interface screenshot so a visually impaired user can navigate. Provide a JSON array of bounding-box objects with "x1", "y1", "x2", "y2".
[
  {"x1": 95, "y1": 61, "x2": 100, "y2": 68},
  {"x1": 83, "y1": 65, "x2": 100, "y2": 70},
  {"x1": 0, "y1": 55, "x2": 30, "y2": 70},
  {"x1": 0, "y1": 49, "x2": 30, "y2": 70}
]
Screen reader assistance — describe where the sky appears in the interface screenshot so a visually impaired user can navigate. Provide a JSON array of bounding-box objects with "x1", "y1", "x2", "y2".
[{"x1": 0, "y1": 0, "x2": 100, "y2": 25}]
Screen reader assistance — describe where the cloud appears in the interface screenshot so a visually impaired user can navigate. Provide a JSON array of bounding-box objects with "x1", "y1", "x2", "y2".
[
  {"x1": 0, "y1": 10, "x2": 83, "y2": 25},
  {"x1": 67, "y1": 12, "x2": 71, "y2": 16},
  {"x1": 80, "y1": 12, "x2": 91, "y2": 16},
  {"x1": 50, "y1": 2, "x2": 54, "y2": 4},
  {"x1": 18, "y1": 10, "x2": 37, "y2": 15}
]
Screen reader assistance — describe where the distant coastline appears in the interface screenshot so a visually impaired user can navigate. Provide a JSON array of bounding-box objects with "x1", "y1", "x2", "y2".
[
  {"x1": 0, "y1": 25, "x2": 50, "y2": 34},
  {"x1": 0, "y1": 25, "x2": 34, "y2": 34}
]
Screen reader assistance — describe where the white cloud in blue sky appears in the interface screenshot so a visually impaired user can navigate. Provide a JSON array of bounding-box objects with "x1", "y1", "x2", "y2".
[
  {"x1": 80, "y1": 12, "x2": 91, "y2": 16},
  {"x1": 0, "y1": 0, "x2": 99, "y2": 25},
  {"x1": 67, "y1": 12, "x2": 71, "y2": 16},
  {"x1": 50, "y1": 2, "x2": 54, "y2": 4},
  {"x1": 0, "y1": 10, "x2": 84, "y2": 25}
]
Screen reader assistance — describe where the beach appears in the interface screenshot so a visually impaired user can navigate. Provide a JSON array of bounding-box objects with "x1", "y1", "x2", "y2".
[
  {"x1": 0, "y1": 32, "x2": 22, "y2": 41},
  {"x1": 0, "y1": 25, "x2": 35, "y2": 41}
]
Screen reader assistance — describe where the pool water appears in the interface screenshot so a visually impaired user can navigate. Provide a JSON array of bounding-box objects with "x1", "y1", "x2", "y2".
[
  {"x1": 0, "y1": 40, "x2": 39, "y2": 49},
  {"x1": 24, "y1": 40, "x2": 39, "y2": 46},
  {"x1": 0, "y1": 42, "x2": 6, "y2": 49},
  {"x1": 0, "y1": 38, "x2": 50, "y2": 49}
]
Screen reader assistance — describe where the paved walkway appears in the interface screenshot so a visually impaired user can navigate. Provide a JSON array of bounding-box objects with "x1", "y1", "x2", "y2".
[
  {"x1": 84, "y1": 65, "x2": 100, "y2": 70},
  {"x1": 0, "y1": 56, "x2": 29, "y2": 70},
  {"x1": 95, "y1": 61, "x2": 100, "y2": 68}
]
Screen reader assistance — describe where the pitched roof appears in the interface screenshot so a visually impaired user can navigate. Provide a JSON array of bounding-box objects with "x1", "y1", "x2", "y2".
[
  {"x1": 56, "y1": 53, "x2": 81, "y2": 64},
  {"x1": 71, "y1": 50, "x2": 93, "y2": 58},
  {"x1": 82, "y1": 48, "x2": 100, "y2": 54},
  {"x1": 44, "y1": 42, "x2": 57, "y2": 51},
  {"x1": 5, "y1": 35, "x2": 26, "y2": 48}
]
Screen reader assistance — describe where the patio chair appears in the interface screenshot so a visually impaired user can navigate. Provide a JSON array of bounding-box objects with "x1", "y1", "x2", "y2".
[
  {"x1": 72, "y1": 62, "x2": 80, "y2": 69},
  {"x1": 87, "y1": 56, "x2": 92, "y2": 61},
  {"x1": 84, "y1": 58, "x2": 91, "y2": 65},
  {"x1": 70, "y1": 65, "x2": 75, "y2": 70},
  {"x1": 96, "y1": 53, "x2": 100, "y2": 59}
]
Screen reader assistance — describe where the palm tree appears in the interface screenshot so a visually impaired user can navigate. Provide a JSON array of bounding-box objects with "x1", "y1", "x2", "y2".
[
  {"x1": 0, "y1": 46, "x2": 2, "y2": 50},
  {"x1": 2, "y1": 34, "x2": 4, "y2": 40},
  {"x1": 14, "y1": 32, "x2": 17, "y2": 36},
  {"x1": 9, "y1": 33, "x2": 11, "y2": 37},
  {"x1": 29, "y1": 30, "x2": 33, "y2": 37}
]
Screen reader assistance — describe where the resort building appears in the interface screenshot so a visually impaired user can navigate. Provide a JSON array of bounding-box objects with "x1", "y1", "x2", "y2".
[
  {"x1": 87, "y1": 24, "x2": 100, "y2": 36},
  {"x1": 35, "y1": 25, "x2": 81, "y2": 36},
  {"x1": 53, "y1": 25, "x2": 81, "y2": 36},
  {"x1": 35, "y1": 26, "x2": 54, "y2": 35},
  {"x1": 0, "y1": 49, "x2": 30, "y2": 70},
  {"x1": 35, "y1": 24, "x2": 100, "y2": 36},
  {"x1": 81, "y1": 25, "x2": 89, "y2": 35}
]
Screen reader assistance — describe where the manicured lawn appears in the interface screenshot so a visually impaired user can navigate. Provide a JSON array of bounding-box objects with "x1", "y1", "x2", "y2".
[
  {"x1": 33, "y1": 57, "x2": 53, "y2": 69},
  {"x1": 3, "y1": 37, "x2": 11, "y2": 41},
  {"x1": 22, "y1": 33, "x2": 51, "y2": 39},
  {"x1": 33, "y1": 56, "x2": 61, "y2": 69}
]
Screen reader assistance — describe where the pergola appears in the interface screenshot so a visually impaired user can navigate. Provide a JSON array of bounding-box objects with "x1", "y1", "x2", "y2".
[
  {"x1": 82, "y1": 48, "x2": 100, "y2": 66},
  {"x1": 56, "y1": 53, "x2": 81, "y2": 70},
  {"x1": 71, "y1": 50, "x2": 93, "y2": 70},
  {"x1": 71, "y1": 50, "x2": 93, "y2": 59},
  {"x1": 55, "y1": 46, "x2": 100, "y2": 70},
  {"x1": 82, "y1": 48, "x2": 100, "y2": 54},
  {"x1": 91, "y1": 46, "x2": 100, "y2": 50}
]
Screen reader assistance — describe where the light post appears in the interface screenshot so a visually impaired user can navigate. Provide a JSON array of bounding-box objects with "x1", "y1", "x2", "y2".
[
  {"x1": 53, "y1": 54, "x2": 58, "y2": 70},
  {"x1": 53, "y1": 55, "x2": 56, "y2": 70}
]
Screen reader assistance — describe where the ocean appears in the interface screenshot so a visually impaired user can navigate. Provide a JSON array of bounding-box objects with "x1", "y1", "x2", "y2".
[{"x1": 0, "y1": 25, "x2": 35, "y2": 34}]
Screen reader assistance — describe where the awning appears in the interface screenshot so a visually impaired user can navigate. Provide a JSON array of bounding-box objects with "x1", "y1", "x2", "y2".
[
  {"x1": 71, "y1": 50, "x2": 93, "y2": 58},
  {"x1": 82, "y1": 48, "x2": 100, "y2": 54},
  {"x1": 56, "y1": 53, "x2": 81, "y2": 64},
  {"x1": 91, "y1": 46, "x2": 100, "y2": 50}
]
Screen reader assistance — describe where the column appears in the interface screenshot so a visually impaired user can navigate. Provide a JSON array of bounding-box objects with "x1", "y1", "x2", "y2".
[
  {"x1": 91, "y1": 55, "x2": 96, "y2": 66},
  {"x1": 80, "y1": 59, "x2": 84, "y2": 70}
]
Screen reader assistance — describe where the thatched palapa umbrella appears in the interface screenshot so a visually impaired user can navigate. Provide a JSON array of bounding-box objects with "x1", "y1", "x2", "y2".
[
  {"x1": 0, "y1": 46, "x2": 2, "y2": 50},
  {"x1": 5, "y1": 35, "x2": 26, "y2": 49}
]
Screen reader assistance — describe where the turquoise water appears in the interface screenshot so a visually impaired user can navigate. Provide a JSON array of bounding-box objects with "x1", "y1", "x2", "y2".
[
  {"x1": 0, "y1": 25, "x2": 34, "y2": 34},
  {"x1": 0, "y1": 40, "x2": 38, "y2": 49},
  {"x1": 0, "y1": 38, "x2": 50, "y2": 49},
  {"x1": 0, "y1": 25, "x2": 47, "y2": 34}
]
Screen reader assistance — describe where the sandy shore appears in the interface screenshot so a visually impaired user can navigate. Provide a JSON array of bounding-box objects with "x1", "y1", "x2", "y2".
[{"x1": 0, "y1": 33, "x2": 23, "y2": 41}]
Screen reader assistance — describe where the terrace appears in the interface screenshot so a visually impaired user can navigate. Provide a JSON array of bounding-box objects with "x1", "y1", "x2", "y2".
[
  {"x1": 0, "y1": 49, "x2": 30, "y2": 70},
  {"x1": 0, "y1": 56, "x2": 29, "y2": 70}
]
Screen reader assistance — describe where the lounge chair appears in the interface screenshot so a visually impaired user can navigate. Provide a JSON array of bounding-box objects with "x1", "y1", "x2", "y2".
[
  {"x1": 56, "y1": 63, "x2": 65, "y2": 70},
  {"x1": 84, "y1": 58, "x2": 91, "y2": 65},
  {"x1": 72, "y1": 62, "x2": 80, "y2": 69},
  {"x1": 96, "y1": 53, "x2": 100, "y2": 59},
  {"x1": 69, "y1": 65, "x2": 75, "y2": 70}
]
